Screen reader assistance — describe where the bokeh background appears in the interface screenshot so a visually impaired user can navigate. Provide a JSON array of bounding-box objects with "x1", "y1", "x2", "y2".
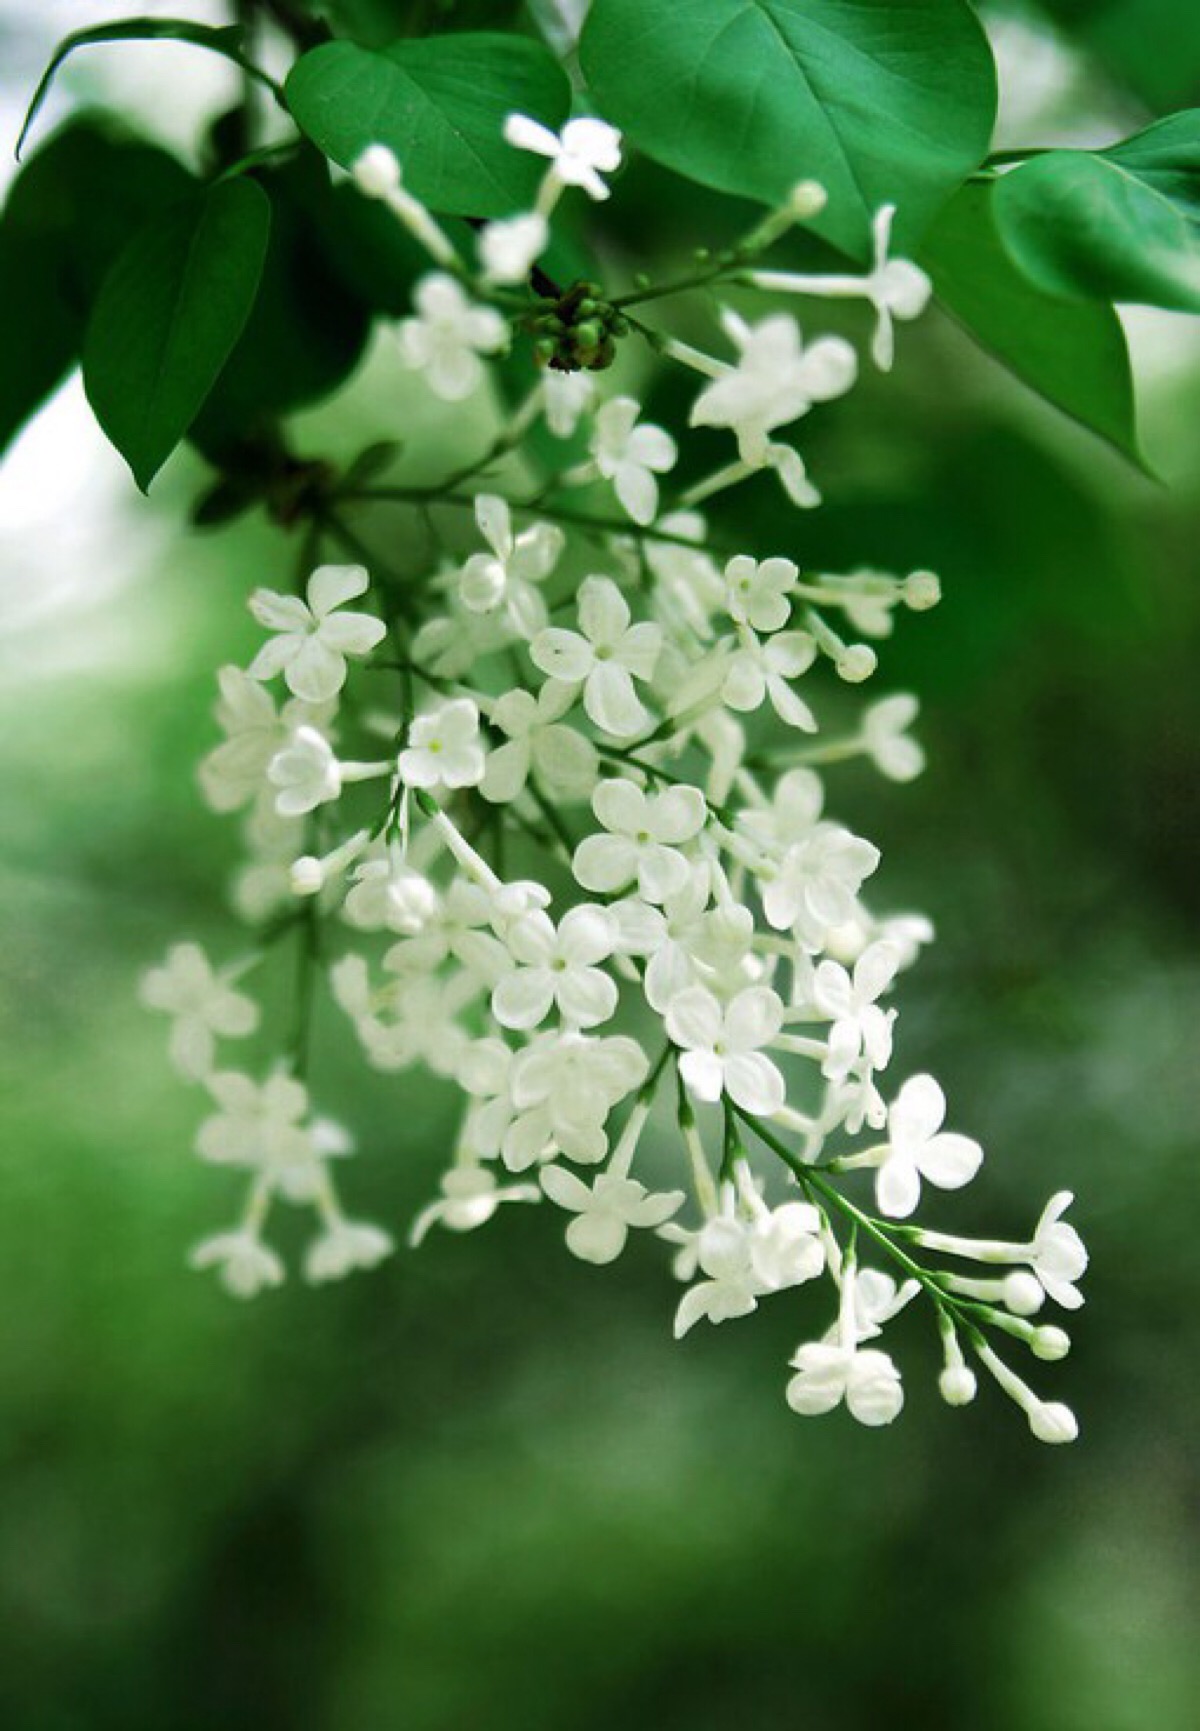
[{"x1": 2, "y1": 3, "x2": 1199, "y2": 1727}]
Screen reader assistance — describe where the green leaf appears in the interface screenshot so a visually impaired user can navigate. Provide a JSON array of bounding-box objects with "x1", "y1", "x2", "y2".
[
  {"x1": 921, "y1": 181, "x2": 1142, "y2": 464},
  {"x1": 285, "y1": 33, "x2": 571, "y2": 217},
  {"x1": 993, "y1": 113, "x2": 1200, "y2": 313},
  {"x1": 82, "y1": 177, "x2": 271, "y2": 489},
  {"x1": 190, "y1": 156, "x2": 374, "y2": 454},
  {"x1": 578, "y1": 0, "x2": 997, "y2": 259},
  {"x1": 17, "y1": 18, "x2": 283, "y2": 159},
  {"x1": 0, "y1": 118, "x2": 194, "y2": 455}
]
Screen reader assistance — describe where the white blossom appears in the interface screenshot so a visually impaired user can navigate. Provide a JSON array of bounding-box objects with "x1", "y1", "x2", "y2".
[
  {"x1": 666, "y1": 985, "x2": 786, "y2": 1115},
  {"x1": 573, "y1": 777, "x2": 707, "y2": 902},
  {"x1": 503, "y1": 113, "x2": 622, "y2": 203},
  {"x1": 690, "y1": 310, "x2": 857, "y2": 465},
  {"x1": 248, "y1": 565, "x2": 386, "y2": 704},
  {"x1": 478, "y1": 211, "x2": 548, "y2": 284},
  {"x1": 541, "y1": 1165, "x2": 684, "y2": 1264},
  {"x1": 491, "y1": 904, "x2": 618, "y2": 1031},
  {"x1": 410, "y1": 1166, "x2": 540, "y2": 1244},
  {"x1": 458, "y1": 494, "x2": 563, "y2": 635},
  {"x1": 786, "y1": 1339, "x2": 904, "y2": 1425},
  {"x1": 481, "y1": 683, "x2": 598, "y2": 803},
  {"x1": 532, "y1": 575, "x2": 662, "y2": 736},
  {"x1": 398, "y1": 698, "x2": 485, "y2": 790},
  {"x1": 811, "y1": 940, "x2": 901, "y2": 1080},
  {"x1": 195, "y1": 1071, "x2": 329, "y2": 1200},
  {"x1": 724, "y1": 554, "x2": 797, "y2": 633},
  {"x1": 140, "y1": 942, "x2": 258, "y2": 1079},
  {"x1": 190, "y1": 1230, "x2": 284, "y2": 1299},
  {"x1": 305, "y1": 1219, "x2": 394, "y2": 1282},
  {"x1": 874, "y1": 1075, "x2": 983, "y2": 1218},
  {"x1": 722, "y1": 629, "x2": 817, "y2": 729},
  {"x1": 1027, "y1": 1192, "x2": 1087, "y2": 1310},
  {"x1": 398, "y1": 273, "x2": 507, "y2": 399},
  {"x1": 862, "y1": 693, "x2": 925, "y2": 782},
  {"x1": 761, "y1": 823, "x2": 881, "y2": 943},
  {"x1": 589, "y1": 397, "x2": 677, "y2": 526}
]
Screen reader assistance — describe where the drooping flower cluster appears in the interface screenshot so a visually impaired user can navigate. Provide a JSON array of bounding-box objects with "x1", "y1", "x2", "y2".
[{"x1": 142, "y1": 109, "x2": 1085, "y2": 1441}]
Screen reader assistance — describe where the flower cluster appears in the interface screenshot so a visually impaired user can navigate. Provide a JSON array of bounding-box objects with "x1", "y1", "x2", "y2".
[{"x1": 143, "y1": 109, "x2": 1085, "y2": 1441}]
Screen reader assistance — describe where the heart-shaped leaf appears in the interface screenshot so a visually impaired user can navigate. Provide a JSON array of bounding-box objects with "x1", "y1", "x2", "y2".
[
  {"x1": 579, "y1": 0, "x2": 997, "y2": 259},
  {"x1": 286, "y1": 33, "x2": 571, "y2": 218},
  {"x1": 993, "y1": 112, "x2": 1200, "y2": 313},
  {"x1": 82, "y1": 176, "x2": 271, "y2": 489},
  {"x1": 921, "y1": 182, "x2": 1142, "y2": 465}
]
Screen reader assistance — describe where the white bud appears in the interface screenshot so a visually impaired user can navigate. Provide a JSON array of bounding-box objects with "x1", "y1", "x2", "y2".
[
  {"x1": 789, "y1": 179, "x2": 828, "y2": 218},
  {"x1": 903, "y1": 569, "x2": 941, "y2": 611},
  {"x1": 1003, "y1": 1271, "x2": 1046, "y2": 1316},
  {"x1": 290, "y1": 856, "x2": 325, "y2": 896},
  {"x1": 1029, "y1": 1401, "x2": 1079, "y2": 1445},
  {"x1": 938, "y1": 1365, "x2": 978, "y2": 1406},
  {"x1": 1030, "y1": 1325, "x2": 1071, "y2": 1362},
  {"x1": 836, "y1": 644, "x2": 877, "y2": 683},
  {"x1": 354, "y1": 144, "x2": 402, "y2": 199}
]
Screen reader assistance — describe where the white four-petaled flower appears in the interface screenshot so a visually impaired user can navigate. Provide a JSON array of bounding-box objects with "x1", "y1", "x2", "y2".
[
  {"x1": 690, "y1": 310, "x2": 857, "y2": 465},
  {"x1": 503, "y1": 113, "x2": 623, "y2": 204},
  {"x1": 573, "y1": 777, "x2": 707, "y2": 902},
  {"x1": 541, "y1": 1166, "x2": 684, "y2": 1264},
  {"x1": 398, "y1": 698, "x2": 486, "y2": 790},
  {"x1": 140, "y1": 942, "x2": 258, "y2": 1079},
  {"x1": 666, "y1": 985, "x2": 786, "y2": 1115},
  {"x1": 532, "y1": 575, "x2": 663, "y2": 736},
  {"x1": 398, "y1": 273, "x2": 507, "y2": 400},
  {"x1": 248, "y1": 564, "x2": 386, "y2": 703},
  {"x1": 589, "y1": 397, "x2": 677, "y2": 526},
  {"x1": 874, "y1": 1074, "x2": 983, "y2": 1218}
]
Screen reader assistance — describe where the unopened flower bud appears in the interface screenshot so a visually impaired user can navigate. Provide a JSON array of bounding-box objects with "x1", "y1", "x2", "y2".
[
  {"x1": 290, "y1": 855, "x2": 326, "y2": 896},
  {"x1": 354, "y1": 144, "x2": 402, "y2": 199},
  {"x1": 939, "y1": 1364, "x2": 978, "y2": 1406},
  {"x1": 837, "y1": 644, "x2": 877, "y2": 683},
  {"x1": 1002, "y1": 1271, "x2": 1046, "y2": 1316},
  {"x1": 903, "y1": 569, "x2": 941, "y2": 611},
  {"x1": 789, "y1": 179, "x2": 828, "y2": 218},
  {"x1": 1029, "y1": 1400, "x2": 1079, "y2": 1444},
  {"x1": 1031, "y1": 1325, "x2": 1071, "y2": 1362}
]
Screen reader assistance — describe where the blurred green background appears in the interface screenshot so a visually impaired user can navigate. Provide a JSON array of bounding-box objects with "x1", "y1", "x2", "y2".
[{"x1": 2, "y1": 4, "x2": 1200, "y2": 1728}]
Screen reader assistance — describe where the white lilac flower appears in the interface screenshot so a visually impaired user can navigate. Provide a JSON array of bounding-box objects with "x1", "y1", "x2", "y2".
[
  {"x1": 874, "y1": 1075, "x2": 983, "y2": 1219},
  {"x1": 195, "y1": 1071, "x2": 322, "y2": 1198},
  {"x1": 481, "y1": 683, "x2": 598, "y2": 804},
  {"x1": 785, "y1": 1339, "x2": 904, "y2": 1424},
  {"x1": 478, "y1": 211, "x2": 549, "y2": 284},
  {"x1": 190, "y1": 1230, "x2": 284, "y2": 1299},
  {"x1": 305, "y1": 1219, "x2": 394, "y2": 1283},
  {"x1": 248, "y1": 565, "x2": 386, "y2": 704},
  {"x1": 573, "y1": 777, "x2": 707, "y2": 902},
  {"x1": 862, "y1": 693, "x2": 925, "y2": 781},
  {"x1": 811, "y1": 940, "x2": 901, "y2": 1080},
  {"x1": 760, "y1": 824, "x2": 881, "y2": 943},
  {"x1": 198, "y1": 667, "x2": 288, "y2": 813},
  {"x1": 505, "y1": 1031, "x2": 648, "y2": 1167},
  {"x1": 398, "y1": 273, "x2": 507, "y2": 400},
  {"x1": 531, "y1": 575, "x2": 663, "y2": 737},
  {"x1": 140, "y1": 943, "x2": 258, "y2": 1079},
  {"x1": 491, "y1": 904, "x2": 619, "y2": 1031},
  {"x1": 458, "y1": 495, "x2": 563, "y2": 636},
  {"x1": 747, "y1": 204, "x2": 932, "y2": 372},
  {"x1": 540, "y1": 1165, "x2": 684, "y2": 1264},
  {"x1": 398, "y1": 698, "x2": 485, "y2": 790},
  {"x1": 589, "y1": 397, "x2": 677, "y2": 526},
  {"x1": 410, "y1": 1165, "x2": 540, "y2": 1245},
  {"x1": 739, "y1": 767, "x2": 824, "y2": 852},
  {"x1": 1027, "y1": 1192, "x2": 1087, "y2": 1310},
  {"x1": 673, "y1": 1215, "x2": 761, "y2": 1336},
  {"x1": 503, "y1": 113, "x2": 622, "y2": 205},
  {"x1": 666, "y1": 985, "x2": 786, "y2": 1115},
  {"x1": 722, "y1": 629, "x2": 817, "y2": 729},
  {"x1": 749, "y1": 1200, "x2": 826, "y2": 1291},
  {"x1": 267, "y1": 726, "x2": 342, "y2": 816},
  {"x1": 343, "y1": 851, "x2": 439, "y2": 934},
  {"x1": 690, "y1": 310, "x2": 857, "y2": 465},
  {"x1": 543, "y1": 369, "x2": 595, "y2": 437},
  {"x1": 723, "y1": 554, "x2": 798, "y2": 633}
]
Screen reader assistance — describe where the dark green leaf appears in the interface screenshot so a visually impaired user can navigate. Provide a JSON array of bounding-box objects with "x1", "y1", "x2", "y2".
[
  {"x1": 922, "y1": 181, "x2": 1142, "y2": 464},
  {"x1": 0, "y1": 118, "x2": 194, "y2": 454},
  {"x1": 993, "y1": 113, "x2": 1200, "y2": 313},
  {"x1": 285, "y1": 33, "x2": 571, "y2": 217},
  {"x1": 191, "y1": 156, "x2": 373, "y2": 454},
  {"x1": 82, "y1": 177, "x2": 271, "y2": 489},
  {"x1": 579, "y1": 0, "x2": 997, "y2": 259},
  {"x1": 17, "y1": 18, "x2": 283, "y2": 159}
]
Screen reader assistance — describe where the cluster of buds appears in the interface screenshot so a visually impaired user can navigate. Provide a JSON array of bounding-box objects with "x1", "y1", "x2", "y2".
[{"x1": 527, "y1": 279, "x2": 632, "y2": 373}]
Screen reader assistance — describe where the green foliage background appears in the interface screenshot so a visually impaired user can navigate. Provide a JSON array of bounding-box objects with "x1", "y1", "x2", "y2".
[{"x1": 2, "y1": 3, "x2": 1199, "y2": 1727}]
